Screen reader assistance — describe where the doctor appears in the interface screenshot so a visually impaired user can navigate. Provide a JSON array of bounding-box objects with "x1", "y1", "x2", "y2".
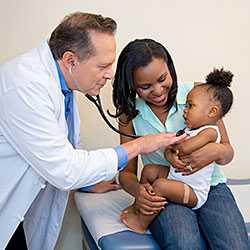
[{"x1": 0, "y1": 12, "x2": 185, "y2": 249}]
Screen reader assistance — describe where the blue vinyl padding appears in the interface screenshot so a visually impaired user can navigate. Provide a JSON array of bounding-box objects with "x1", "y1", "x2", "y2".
[
  {"x1": 81, "y1": 217, "x2": 160, "y2": 249},
  {"x1": 98, "y1": 230, "x2": 161, "y2": 250},
  {"x1": 246, "y1": 223, "x2": 250, "y2": 237},
  {"x1": 227, "y1": 178, "x2": 250, "y2": 185},
  {"x1": 81, "y1": 219, "x2": 99, "y2": 250}
]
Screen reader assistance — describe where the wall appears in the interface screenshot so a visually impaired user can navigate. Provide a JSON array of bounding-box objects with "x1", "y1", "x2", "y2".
[{"x1": 1, "y1": 1, "x2": 249, "y2": 250}]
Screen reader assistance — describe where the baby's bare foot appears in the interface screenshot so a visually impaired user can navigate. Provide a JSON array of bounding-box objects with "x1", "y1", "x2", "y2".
[
  {"x1": 120, "y1": 204, "x2": 136, "y2": 218},
  {"x1": 121, "y1": 211, "x2": 147, "y2": 234}
]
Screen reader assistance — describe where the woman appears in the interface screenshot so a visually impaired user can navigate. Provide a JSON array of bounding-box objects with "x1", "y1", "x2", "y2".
[{"x1": 111, "y1": 38, "x2": 249, "y2": 249}]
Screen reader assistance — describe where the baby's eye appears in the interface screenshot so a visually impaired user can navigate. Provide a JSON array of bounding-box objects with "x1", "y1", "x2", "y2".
[{"x1": 185, "y1": 103, "x2": 192, "y2": 109}]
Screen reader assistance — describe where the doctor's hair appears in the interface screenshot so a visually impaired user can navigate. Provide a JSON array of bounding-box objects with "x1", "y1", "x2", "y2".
[
  {"x1": 48, "y1": 12, "x2": 117, "y2": 61},
  {"x1": 200, "y1": 68, "x2": 234, "y2": 117},
  {"x1": 111, "y1": 38, "x2": 178, "y2": 122}
]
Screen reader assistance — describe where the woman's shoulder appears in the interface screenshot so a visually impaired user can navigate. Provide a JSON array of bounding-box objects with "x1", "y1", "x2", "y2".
[{"x1": 135, "y1": 98, "x2": 147, "y2": 113}]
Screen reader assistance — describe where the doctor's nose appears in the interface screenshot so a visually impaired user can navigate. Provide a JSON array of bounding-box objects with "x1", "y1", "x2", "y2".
[{"x1": 104, "y1": 67, "x2": 114, "y2": 80}]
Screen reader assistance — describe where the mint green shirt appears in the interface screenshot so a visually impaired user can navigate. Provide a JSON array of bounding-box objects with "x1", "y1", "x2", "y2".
[{"x1": 132, "y1": 82, "x2": 226, "y2": 186}]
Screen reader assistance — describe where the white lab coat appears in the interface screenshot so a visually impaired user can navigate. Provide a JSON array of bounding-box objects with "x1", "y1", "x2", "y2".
[{"x1": 0, "y1": 41, "x2": 118, "y2": 249}]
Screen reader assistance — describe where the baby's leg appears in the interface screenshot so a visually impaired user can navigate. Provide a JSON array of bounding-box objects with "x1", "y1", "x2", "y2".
[
  {"x1": 140, "y1": 164, "x2": 169, "y2": 185},
  {"x1": 152, "y1": 178, "x2": 197, "y2": 207},
  {"x1": 122, "y1": 179, "x2": 197, "y2": 233},
  {"x1": 121, "y1": 164, "x2": 169, "y2": 216}
]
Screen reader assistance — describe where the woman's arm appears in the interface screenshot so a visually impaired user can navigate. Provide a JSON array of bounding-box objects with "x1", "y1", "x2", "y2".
[
  {"x1": 118, "y1": 115, "x2": 140, "y2": 197},
  {"x1": 214, "y1": 120, "x2": 234, "y2": 165},
  {"x1": 177, "y1": 120, "x2": 234, "y2": 173},
  {"x1": 119, "y1": 115, "x2": 167, "y2": 215}
]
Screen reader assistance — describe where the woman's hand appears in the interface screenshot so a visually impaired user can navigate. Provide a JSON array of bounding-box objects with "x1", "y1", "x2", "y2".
[
  {"x1": 89, "y1": 179, "x2": 120, "y2": 193},
  {"x1": 135, "y1": 183, "x2": 167, "y2": 215},
  {"x1": 164, "y1": 147, "x2": 186, "y2": 169},
  {"x1": 175, "y1": 120, "x2": 234, "y2": 175},
  {"x1": 178, "y1": 143, "x2": 219, "y2": 175},
  {"x1": 165, "y1": 143, "x2": 216, "y2": 175}
]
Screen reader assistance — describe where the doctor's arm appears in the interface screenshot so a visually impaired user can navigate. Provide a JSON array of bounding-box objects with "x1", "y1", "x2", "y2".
[{"x1": 0, "y1": 82, "x2": 185, "y2": 191}]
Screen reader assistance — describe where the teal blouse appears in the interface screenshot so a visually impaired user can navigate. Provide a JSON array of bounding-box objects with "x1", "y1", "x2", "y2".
[{"x1": 132, "y1": 82, "x2": 226, "y2": 186}]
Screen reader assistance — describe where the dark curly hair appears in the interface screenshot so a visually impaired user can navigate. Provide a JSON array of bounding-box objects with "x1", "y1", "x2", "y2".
[
  {"x1": 205, "y1": 68, "x2": 234, "y2": 117},
  {"x1": 111, "y1": 39, "x2": 178, "y2": 122}
]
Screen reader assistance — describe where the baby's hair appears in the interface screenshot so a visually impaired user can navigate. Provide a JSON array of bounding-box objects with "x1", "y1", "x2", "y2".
[{"x1": 205, "y1": 68, "x2": 234, "y2": 117}]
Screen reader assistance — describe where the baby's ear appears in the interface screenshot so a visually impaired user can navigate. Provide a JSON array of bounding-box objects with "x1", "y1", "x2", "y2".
[{"x1": 208, "y1": 105, "x2": 219, "y2": 118}]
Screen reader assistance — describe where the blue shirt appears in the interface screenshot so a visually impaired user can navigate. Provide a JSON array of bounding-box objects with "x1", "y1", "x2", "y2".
[
  {"x1": 55, "y1": 63, "x2": 128, "y2": 192},
  {"x1": 55, "y1": 62, "x2": 73, "y2": 119}
]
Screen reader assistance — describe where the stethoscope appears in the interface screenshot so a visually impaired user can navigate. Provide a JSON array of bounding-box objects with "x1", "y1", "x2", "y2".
[
  {"x1": 85, "y1": 94, "x2": 186, "y2": 139},
  {"x1": 85, "y1": 94, "x2": 140, "y2": 139},
  {"x1": 68, "y1": 63, "x2": 138, "y2": 139},
  {"x1": 69, "y1": 65, "x2": 183, "y2": 139}
]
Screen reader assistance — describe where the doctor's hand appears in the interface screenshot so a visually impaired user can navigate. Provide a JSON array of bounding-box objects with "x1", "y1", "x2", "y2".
[
  {"x1": 135, "y1": 183, "x2": 167, "y2": 216},
  {"x1": 139, "y1": 132, "x2": 187, "y2": 154},
  {"x1": 88, "y1": 179, "x2": 120, "y2": 193},
  {"x1": 122, "y1": 132, "x2": 186, "y2": 162}
]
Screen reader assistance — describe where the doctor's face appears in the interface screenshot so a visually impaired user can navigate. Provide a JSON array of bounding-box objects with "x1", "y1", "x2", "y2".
[{"x1": 70, "y1": 31, "x2": 116, "y2": 96}]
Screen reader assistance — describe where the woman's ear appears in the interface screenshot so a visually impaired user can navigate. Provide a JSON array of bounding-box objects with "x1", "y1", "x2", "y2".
[{"x1": 208, "y1": 105, "x2": 220, "y2": 118}]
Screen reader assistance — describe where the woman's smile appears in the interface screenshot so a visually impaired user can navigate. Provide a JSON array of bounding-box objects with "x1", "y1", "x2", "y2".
[{"x1": 150, "y1": 93, "x2": 167, "y2": 105}]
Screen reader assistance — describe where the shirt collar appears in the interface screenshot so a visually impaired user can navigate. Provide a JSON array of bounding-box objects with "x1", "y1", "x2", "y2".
[{"x1": 55, "y1": 61, "x2": 72, "y2": 95}]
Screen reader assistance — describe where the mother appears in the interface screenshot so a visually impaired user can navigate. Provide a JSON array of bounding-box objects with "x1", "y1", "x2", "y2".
[{"x1": 111, "y1": 38, "x2": 249, "y2": 249}]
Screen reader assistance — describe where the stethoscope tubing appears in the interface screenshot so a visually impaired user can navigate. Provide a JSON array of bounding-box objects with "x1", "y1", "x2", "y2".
[{"x1": 85, "y1": 94, "x2": 140, "y2": 139}]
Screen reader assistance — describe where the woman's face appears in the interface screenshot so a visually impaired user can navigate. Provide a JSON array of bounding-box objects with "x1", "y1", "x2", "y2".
[{"x1": 133, "y1": 58, "x2": 173, "y2": 108}]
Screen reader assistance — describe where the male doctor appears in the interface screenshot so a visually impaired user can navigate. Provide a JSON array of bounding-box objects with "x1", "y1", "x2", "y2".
[{"x1": 0, "y1": 12, "x2": 185, "y2": 249}]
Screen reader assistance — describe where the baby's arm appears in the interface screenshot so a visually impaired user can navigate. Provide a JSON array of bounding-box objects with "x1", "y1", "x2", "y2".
[{"x1": 177, "y1": 127, "x2": 218, "y2": 156}]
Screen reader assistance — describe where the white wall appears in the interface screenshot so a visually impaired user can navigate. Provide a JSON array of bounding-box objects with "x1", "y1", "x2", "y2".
[{"x1": 1, "y1": 1, "x2": 249, "y2": 250}]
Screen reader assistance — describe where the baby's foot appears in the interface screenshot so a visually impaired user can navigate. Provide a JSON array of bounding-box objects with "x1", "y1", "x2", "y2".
[
  {"x1": 121, "y1": 211, "x2": 147, "y2": 234},
  {"x1": 120, "y1": 204, "x2": 136, "y2": 219}
]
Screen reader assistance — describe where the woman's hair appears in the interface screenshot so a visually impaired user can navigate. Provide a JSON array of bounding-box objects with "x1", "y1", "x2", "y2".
[
  {"x1": 205, "y1": 68, "x2": 234, "y2": 117},
  {"x1": 111, "y1": 39, "x2": 178, "y2": 122},
  {"x1": 49, "y1": 12, "x2": 117, "y2": 61}
]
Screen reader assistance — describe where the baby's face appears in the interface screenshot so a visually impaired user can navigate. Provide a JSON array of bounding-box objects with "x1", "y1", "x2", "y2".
[{"x1": 183, "y1": 86, "x2": 215, "y2": 129}]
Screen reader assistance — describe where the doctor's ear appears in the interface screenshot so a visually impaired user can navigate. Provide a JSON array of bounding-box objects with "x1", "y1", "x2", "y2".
[{"x1": 61, "y1": 51, "x2": 76, "y2": 69}]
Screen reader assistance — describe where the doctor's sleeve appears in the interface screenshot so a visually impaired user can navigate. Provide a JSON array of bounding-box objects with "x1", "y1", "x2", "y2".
[{"x1": 0, "y1": 82, "x2": 119, "y2": 190}]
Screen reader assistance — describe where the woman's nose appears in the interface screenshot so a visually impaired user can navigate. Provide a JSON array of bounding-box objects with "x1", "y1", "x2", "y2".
[{"x1": 152, "y1": 84, "x2": 163, "y2": 96}]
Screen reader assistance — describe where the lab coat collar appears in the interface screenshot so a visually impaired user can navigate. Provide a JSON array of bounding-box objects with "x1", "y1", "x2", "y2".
[{"x1": 37, "y1": 40, "x2": 61, "y2": 89}]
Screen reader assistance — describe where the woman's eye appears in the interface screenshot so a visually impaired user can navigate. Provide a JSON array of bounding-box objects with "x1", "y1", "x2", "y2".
[
  {"x1": 139, "y1": 85, "x2": 150, "y2": 90},
  {"x1": 159, "y1": 77, "x2": 166, "y2": 83}
]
